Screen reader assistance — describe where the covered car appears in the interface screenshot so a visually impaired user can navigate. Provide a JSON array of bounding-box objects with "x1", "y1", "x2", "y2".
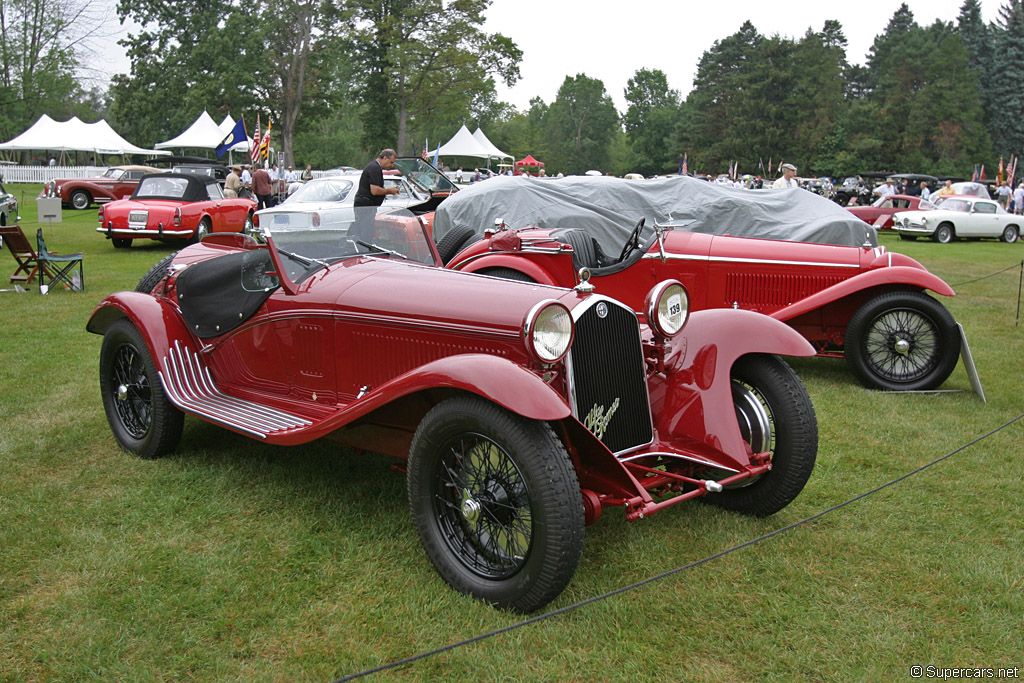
[
  {"x1": 895, "y1": 195, "x2": 1021, "y2": 243},
  {"x1": 434, "y1": 175, "x2": 963, "y2": 392},
  {"x1": 96, "y1": 173, "x2": 255, "y2": 248},
  {"x1": 40, "y1": 165, "x2": 164, "y2": 210},
  {"x1": 87, "y1": 207, "x2": 818, "y2": 613}
]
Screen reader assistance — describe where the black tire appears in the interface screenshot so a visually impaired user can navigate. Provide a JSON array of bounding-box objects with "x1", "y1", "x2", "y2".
[
  {"x1": 477, "y1": 267, "x2": 536, "y2": 283},
  {"x1": 99, "y1": 319, "x2": 183, "y2": 459},
  {"x1": 435, "y1": 226, "x2": 477, "y2": 264},
  {"x1": 407, "y1": 395, "x2": 584, "y2": 612},
  {"x1": 933, "y1": 223, "x2": 954, "y2": 243},
  {"x1": 112, "y1": 237, "x2": 132, "y2": 249},
  {"x1": 899, "y1": 233, "x2": 917, "y2": 241},
  {"x1": 135, "y1": 251, "x2": 180, "y2": 293},
  {"x1": 191, "y1": 218, "x2": 212, "y2": 244},
  {"x1": 1000, "y1": 225, "x2": 1019, "y2": 243},
  {"x1": 845, "y1": 290, "x2": 960, "y2": 391},
  {"x1": 702, "y1": 354, "x2": 818, "y2": 517},
  {"x1": 70, "y1": 190, "x2": 91, "y2": 210}
]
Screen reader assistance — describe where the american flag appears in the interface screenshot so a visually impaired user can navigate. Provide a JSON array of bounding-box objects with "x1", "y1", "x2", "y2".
[{"x1": 250, "y1": 116, "x2": 261, "y2": 163}]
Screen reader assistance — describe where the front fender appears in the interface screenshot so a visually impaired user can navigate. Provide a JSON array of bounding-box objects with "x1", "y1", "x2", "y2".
[
  {"x1": 87, "y1": 292, "x2": 195, "y2": 373},
  {"x1": 652, "y1": 309, "x2": 815, "y2": 470},
  {"x1": 770, "y1": 265, "x2": 955, "y2": 323}
]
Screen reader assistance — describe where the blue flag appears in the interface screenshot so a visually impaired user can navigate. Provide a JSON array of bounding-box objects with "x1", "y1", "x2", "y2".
[{"x1": 215, "y1": 118, "x2": 247, "y2": 159}]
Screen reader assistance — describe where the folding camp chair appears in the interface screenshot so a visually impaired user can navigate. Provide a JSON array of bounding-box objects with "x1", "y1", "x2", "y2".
[
  {"x1": 36, "y1": 228, "x2": 84, "y2": 293},
  {"x1": 1, "y1": 225, "x2": 47, "y2": 284}
]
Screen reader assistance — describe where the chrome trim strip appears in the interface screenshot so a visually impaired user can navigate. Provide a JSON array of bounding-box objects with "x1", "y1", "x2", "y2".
[
  {"x1": 95, "y1": 227, "x2": 192, "y2": 237},
  {"x1": 642, "y1": 252, "x2": 861, "y2": 268}
]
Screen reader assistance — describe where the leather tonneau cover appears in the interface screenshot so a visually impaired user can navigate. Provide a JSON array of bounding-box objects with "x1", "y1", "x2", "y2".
[{"x1": 176, "y1": 250, "x2": 278, "y2": 338}]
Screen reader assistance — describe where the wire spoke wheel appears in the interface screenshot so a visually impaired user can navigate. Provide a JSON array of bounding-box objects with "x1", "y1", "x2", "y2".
[
  {"x1": 110, "y1": 344, "x2": 153, "y2": 439},
  {"x1": 434, "y1": 433, "x2": 532, "y2": 579},
  {"x1": 862, "y1": 306, "x2": 940, "y2": 383}
]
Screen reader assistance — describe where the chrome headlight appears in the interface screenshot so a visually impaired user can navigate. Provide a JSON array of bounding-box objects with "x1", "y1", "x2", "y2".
[
  {"x1": 645, "y1": 279, "x2": 689, "y2": 337},
  {"x1": 523, "y1": 300, "x2": 573, "y2": 363}
]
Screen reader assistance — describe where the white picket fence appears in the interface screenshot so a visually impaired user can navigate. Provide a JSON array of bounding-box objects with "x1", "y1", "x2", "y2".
[{"x1": 1, "y1": 165, "x2": 109, "y2": 184}]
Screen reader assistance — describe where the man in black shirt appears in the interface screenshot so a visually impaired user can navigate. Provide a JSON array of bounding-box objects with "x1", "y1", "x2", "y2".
[{"x1": 352, "y1": 149, "x2": 400, "y2": 239}]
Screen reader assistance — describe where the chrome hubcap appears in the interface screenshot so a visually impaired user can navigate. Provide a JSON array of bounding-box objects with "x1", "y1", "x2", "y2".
[
  {"x1": 117, "y1": 384, "x2": 129, "y2": 401},
  {"x1": 894, "y1": 338, "x2": 911, "y2": 356}
]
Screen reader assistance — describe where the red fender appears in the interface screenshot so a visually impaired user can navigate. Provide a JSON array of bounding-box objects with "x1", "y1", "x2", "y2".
[
  {"x1": 653, "y1": 309, "x2": 815, "y2": 471},
  {"x1": 770, "y1": 265, "x2": 955, "y2": 323},
  {"x1": 450, "y1": 251, "x2": 570, "y2": 287},
  {"x1": 86, "y1": 292, "x2": 197, "y2": 373}
]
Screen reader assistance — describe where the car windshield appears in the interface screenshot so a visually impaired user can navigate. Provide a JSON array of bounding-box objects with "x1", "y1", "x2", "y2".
[
  {"x1": 103, "y1": 168, "x2": 126, "y2": 180},
  {"x1": 252, "y1": 207, "x2": 439, "y2": 289},
  {"x1": 134, "y1": 176, "x2": 191, "y2": 199},
  {"x1": 932, "y1": 198, "x2": 970, "y2": 212},
  {"x1": 393, "y1": 157, "x2": 458, "y2": 195},
  {"x1": 285, "y1": 178, "x2": 354, "y2": 204}
]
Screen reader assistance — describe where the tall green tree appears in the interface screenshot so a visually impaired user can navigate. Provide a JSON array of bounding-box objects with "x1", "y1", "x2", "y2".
[
  {"x1": 622, "y1": 68, "x2": 679, "y2": 175},
  {"x1": 957, "y1": 0, "x2": 995, "y2": 126},
  {"x1": 988, "y1": 0, "x2": 1024, "y2": 156},
  {"x1": 544, "y1": 74, "x2": 618, "y2": 175},
  {"x1": 348, "y1": 0, "x2": 520, "y2": 154}
]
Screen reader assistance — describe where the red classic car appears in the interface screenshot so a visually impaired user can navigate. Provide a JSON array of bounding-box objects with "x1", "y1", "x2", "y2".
[
  {"x1": 433, "y1": 176, "x2": 963, "y2": 392},
  {"x1": 96, "y1": 173, "x2": 255, "y2": 248},
  {"x1": 847, "y1": 194, "x2": 930, "y2": 230},
  {"x1": 87, "y1": 207, "x2": 818, "y2": 612},
  {"x1": 40, "y1": 165, "x2": 164, "y2": 210}
]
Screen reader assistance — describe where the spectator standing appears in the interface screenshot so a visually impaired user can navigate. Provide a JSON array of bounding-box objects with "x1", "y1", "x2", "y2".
[
  {"x1": 996, "y1": 181, "x2": 1011, "y2": 208},
  {"x1": 1013, "y1": 182, "x2": 1024, "y2": 214},
  {"x1": 920, "y1": 181, "x2": 931, "y2": 201},
  {"x1": 353, "y1": 149, "x2": 400, "y2": 237},
  {"x1": 301, "y1": 164, "x2": 313, "y2": 182},
  {"x1": 284, "y1": 166, "x2": 297, "y2": 183},
  {"x1": 937, "y1": 179, "x2": 956, "y2": 198},
  {"x1": 252, "y1": 165, "x2": 273, "y2": 210},
  {"x1": 772, "y1": 163, "x2": 799, "y2": 189},
  {"x1": 224, "y1": 166, "x2": 242, "y2": 198},
  {"x1": 874, "y1": 178, "x2": 897, "y2": 197},
  {"x1": 456, "y1": 168, "x2": 464, "y2": 183},
  {"x1": 240, "y1": 165, "x2": 253, "y2": 197}
]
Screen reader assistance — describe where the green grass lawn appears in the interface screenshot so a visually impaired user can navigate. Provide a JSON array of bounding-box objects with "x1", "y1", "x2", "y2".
[{"x1": 1, "y1": 193, "x2": 1022, "y2": 681}]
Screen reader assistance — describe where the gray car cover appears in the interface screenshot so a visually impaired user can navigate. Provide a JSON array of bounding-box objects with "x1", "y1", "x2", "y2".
[{"x1": 433, "y1": 175, "x2": 878, "y2": 252}]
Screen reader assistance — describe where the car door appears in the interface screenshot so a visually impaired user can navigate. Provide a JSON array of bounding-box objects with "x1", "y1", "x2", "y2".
[
  {"x1": 205, "y1": 181, "x2": 247, "y2": 232},
  {"x1": 967, "y1": 201, "x2": 1000, "y2": 237}
]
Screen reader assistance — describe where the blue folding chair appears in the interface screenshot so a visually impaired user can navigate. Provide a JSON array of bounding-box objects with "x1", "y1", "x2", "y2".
[{"x1": 36, "y1": 229, "x2": 84, "y2": 293}]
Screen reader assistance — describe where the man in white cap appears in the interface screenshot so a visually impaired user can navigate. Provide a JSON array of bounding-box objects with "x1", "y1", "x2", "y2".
[
  {"x1": 874, "y1": 177, "x2": 897, "y2": 197},
  {"x1": 772, "y1": 163, "x2": 799, "y2": 189}
]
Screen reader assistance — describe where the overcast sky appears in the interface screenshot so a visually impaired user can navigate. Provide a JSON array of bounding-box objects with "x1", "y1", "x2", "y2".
[
  {"x1": 483, "y1": 0, "x2": 1003, "y2": 111},
  {"x1": 96, "y1": 0, "x2": 1002, "y2": 113}
]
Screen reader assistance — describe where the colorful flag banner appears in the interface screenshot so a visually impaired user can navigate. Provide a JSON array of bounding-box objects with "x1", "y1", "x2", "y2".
[
  {"x1": 215, "y1": 117, "x2": 246, "y2": 159},
  {"x1": 250, "y1": 116, "x2": 261, "y2": 164}
]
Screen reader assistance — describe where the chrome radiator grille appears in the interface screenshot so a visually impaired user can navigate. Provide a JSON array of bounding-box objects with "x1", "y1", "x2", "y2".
[{"x1": 568, "y1": 298, "x2": 653, "y2": 455}]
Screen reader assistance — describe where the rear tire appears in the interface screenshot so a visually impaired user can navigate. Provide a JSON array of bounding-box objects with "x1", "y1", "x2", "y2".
[
  {"x1": 99, "y1": 319, "x2": 183, "y2": 459},
  {"x1": 477, "y1": 267, "x2": 536, "y2": 283},
  {"x1": 191, "y1": 218, "x2": 211, "y2": 244},
  {"x1": 435, "y1": 226, "x2": 477, "y2": 264},
  {"x1": 135, "y1": 251, "x2": 180, "y2": 293},
  {"x1": 845, "y1": 290, "x2": 960, "y2": 391},
  {"x1": 407, "y1": 395, "x2": 584, "y2": 612},
  {"x1": 112, "y1": 238, "x2": 132, "y2": 249},
  {"x1": 703, "y1": 355, "x2": 818, "y2": 517},
  {"x1": 1001, "y1": 225, "x2": 1019, "y2": 243}
]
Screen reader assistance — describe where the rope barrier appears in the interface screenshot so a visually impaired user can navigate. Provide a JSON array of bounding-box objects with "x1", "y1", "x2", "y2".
[
  {"x1": 332, "y1": 412, "x2": 1024, "y2": 682},
  {"x1": 949, "y1": 259, "x2": 1023, "y2": 288}
]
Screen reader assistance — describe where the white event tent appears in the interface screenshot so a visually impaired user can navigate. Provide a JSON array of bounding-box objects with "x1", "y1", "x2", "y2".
[
  {"x1": 430, "y1": 125, "x2": 511, "y2": 161},
  {"x1": 0, "y1": 114, "x2": 170, "y2": 157},
  {"x1": 156, "y1": 110, "x2": 250, "y2": 152}
]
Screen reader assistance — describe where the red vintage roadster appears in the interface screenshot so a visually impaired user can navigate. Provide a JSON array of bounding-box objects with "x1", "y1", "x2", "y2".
[
  {"x1": 87, "y1": 207, "x2": 818, "y2": 612},
  {"x1": 96, "y1": 173, "x2": 255, "y2": 248},
  {"x1": 434, "y1": 176, "x2": 962, "y2": 392}
]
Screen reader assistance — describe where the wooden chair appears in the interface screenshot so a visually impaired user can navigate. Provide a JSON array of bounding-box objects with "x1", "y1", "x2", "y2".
[
  {"x1": 0, "y1": 225, "x2": 47, "y2": 284},
  {"x1": 36, "y1": 228, "x2": 84, "y2": 292}
]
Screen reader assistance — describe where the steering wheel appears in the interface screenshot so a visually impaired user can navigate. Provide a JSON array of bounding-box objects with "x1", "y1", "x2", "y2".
[{"x1": 618, "y1": 217, "x2": 646, "y2": 263}]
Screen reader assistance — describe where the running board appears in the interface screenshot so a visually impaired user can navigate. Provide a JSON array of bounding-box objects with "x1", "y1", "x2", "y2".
[{"x1": 159, "y1": 341, "x2": 313, "y2": 438}]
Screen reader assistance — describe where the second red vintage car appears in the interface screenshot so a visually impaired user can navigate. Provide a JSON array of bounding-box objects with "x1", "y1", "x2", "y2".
[
  {"x1": 97, "y1": 173, "x2": 255, "y2": 248},
  {"x1": 87, "y1": 207, "x2": 819, "y2": 613},
  {"x1": 41, "y1": 165, "x2": 164, "y2": 210},
  {"x1": 847, "y1": 193, "x2": 930, "y2": 230},
  {"x1": 434, "y1": 176, "x2": 964, "y2": 392}
]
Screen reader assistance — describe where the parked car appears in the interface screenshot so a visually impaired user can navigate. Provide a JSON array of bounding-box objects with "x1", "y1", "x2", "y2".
[
  {"x1": 40, "y1": 165, "x2": 164, "y2": 210},
  {"x1": 0, "y1": 181, "x2": 18, "y2": 225},
  {"x1": 87, "y1": 207, "x2": 818, "y2": 613},
  {"x1": 253, "y1": 172, "x2": 432, "y2": 231},
  {"x1": 847, "y1": 194, "x2": 929, "y2": 230},
  {"x1": 96, "y1": 173, "x2": 255, "y2": 248},
  {"x1": 433, "y1": 175, "x2": 963, "y2": 392},
  {"x1": 895, "y1": 195, "x2": 1022, "y2": 243}
]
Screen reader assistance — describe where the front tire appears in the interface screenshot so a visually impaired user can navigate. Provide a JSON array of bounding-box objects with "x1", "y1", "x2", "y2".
[
  {"x1": 845, "y1": 290, "x2": 960, "y2": 391},
  {"x1": 70, "y1": 190, "x2": 91, "y2": 210},
  {"x1": 1001, "y1": 225, "x2": 1019, "y2": 243},
  {"x1": 99, "y1": 319, "x2": 183, "y2": 459},
  {"x1": 703, "y1": 354, "x2": 818, "y2": 517},
  {"x1": 407, "y1": 395, "x2": 584, "y2": 612},
  {"x1": 933, "y1": 223, "x2": 954, "y2": 243}
]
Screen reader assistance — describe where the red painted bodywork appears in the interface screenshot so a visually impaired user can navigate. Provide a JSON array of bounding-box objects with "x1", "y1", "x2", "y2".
[
  {"x1": 96, "y1": 192, "x2": 255, "y2": 243},
  {"x1": 87, "y1": 221, "x2": 815, "y2": 523},
  {"x1": 847, "y1": 194, "x2": 928, "y2": 230},
  {"x1": 448, "y1": 227, "x2": 955, "y2": 354},
  {"x1": 40, "y1": 166, "x2": 163, "y2": 207}
]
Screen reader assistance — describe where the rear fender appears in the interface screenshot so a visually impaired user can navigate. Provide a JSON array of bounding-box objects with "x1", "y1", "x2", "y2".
[
  {"x1": 655, "y1": 309, "x2": 814, "y2": 470},
  {"x1": 771, "y1": 265, "x2": 955, "y2": 323},
  {"x1": 450, "y1": 252, "x2": 568, "y2": 286},
  {"x1": 86, "y1": 292, "x2": 195, "y2": 372}
]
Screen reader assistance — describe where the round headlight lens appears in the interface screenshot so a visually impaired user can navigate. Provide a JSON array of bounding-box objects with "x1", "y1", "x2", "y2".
[
  {"x1": 646, "y1": 280, "x2": 689, "y2": 337},
  {"x1": 524, "y1": 301, "x2": 573, "y2": 363}
]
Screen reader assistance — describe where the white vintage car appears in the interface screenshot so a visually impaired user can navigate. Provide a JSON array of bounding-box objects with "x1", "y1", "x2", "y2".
[{"x1": 895, "y1": 195, "x2": 1021, "y2": 243}]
